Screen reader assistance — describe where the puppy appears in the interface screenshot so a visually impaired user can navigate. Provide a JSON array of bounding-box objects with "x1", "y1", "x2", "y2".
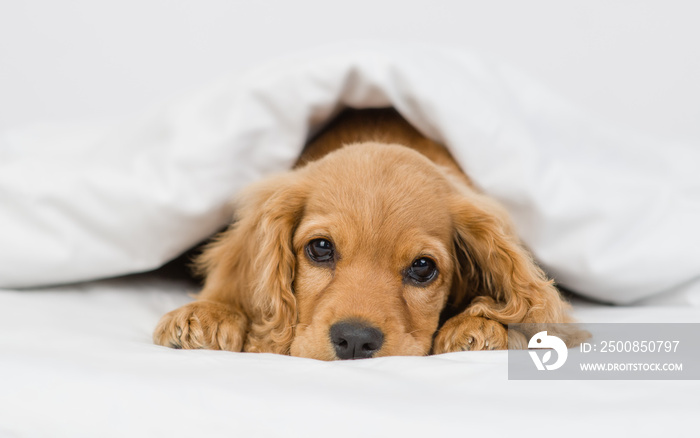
[{"x1": 153, "y1": 108, "x2": 584, "y2": 360}]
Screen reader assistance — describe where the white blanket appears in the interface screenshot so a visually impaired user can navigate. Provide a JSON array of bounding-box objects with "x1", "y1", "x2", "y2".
[{"x1": 1, "y1": 42, "x2": 699, "y2": 302}]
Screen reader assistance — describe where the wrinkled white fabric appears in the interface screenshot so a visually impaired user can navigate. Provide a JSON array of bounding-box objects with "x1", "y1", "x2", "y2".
[{"x1": 1, "y1": 43, "x2": 698, "y2": 303}]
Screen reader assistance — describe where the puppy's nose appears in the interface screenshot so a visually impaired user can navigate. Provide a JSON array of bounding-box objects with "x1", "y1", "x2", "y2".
[{"x1": 330, "y1": 320, "x2": 384, "y2": 360}]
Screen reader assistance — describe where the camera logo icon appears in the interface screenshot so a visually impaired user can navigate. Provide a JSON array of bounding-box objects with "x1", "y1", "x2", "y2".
[{"x1": 528, "y1": 331, "x2": 568, "y2": 371}]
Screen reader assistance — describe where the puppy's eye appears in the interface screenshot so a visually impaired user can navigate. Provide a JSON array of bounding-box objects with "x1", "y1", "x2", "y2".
[
  {"x1": 306, "y1": 238, "x2": 334, "y2": 263},
  {"x1": 406, "y1": 257, "x2": 437, "y2": 284}
]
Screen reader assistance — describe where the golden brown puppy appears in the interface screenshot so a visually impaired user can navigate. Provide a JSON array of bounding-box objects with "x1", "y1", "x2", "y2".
[{"x1": 153, "y1": 108, "x2": 585, "y2": 360}]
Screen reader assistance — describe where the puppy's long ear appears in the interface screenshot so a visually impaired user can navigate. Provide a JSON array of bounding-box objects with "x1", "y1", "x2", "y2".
[
  {"x1": 195, "y1": 173, "x2": 308, "y2": 354},
  {"x1": 449, "y1": 192, "x2": 571, "y2": 327}
]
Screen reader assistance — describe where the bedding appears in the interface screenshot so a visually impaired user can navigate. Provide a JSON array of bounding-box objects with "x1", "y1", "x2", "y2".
[
  {"x1": 1, "y1": 276, "x2": 698, "y2": 437},
  {"x1": 1, "y1": 42, "x2": 699, "y2": 304},
  {"x1": 1, "y1": 43, "x2": 699, "y2": 437}
]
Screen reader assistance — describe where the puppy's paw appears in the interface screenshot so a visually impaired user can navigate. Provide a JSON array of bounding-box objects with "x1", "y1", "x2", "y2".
[
  {"x1": 153, "y1": 301, "x2": 247, "y2": 351},
  {"x1": 433, "y1": 315, "x2": 507, "y2": 353}
]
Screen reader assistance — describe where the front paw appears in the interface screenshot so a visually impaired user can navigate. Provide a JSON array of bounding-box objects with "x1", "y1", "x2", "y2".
[
  {"x1": 433, "y1": 315, "x2": 507, "y2": 353},
  {"x1": 153, "y1": 301, "x2": 247, "y2": 351}
]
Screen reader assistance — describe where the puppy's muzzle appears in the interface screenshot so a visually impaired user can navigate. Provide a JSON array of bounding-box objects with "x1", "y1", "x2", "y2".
[{"x1": 329, "y1": 320, "x2": 384, "y2": 360}]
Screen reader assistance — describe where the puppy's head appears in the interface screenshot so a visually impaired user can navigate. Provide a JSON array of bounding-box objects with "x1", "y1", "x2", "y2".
[
  {"x1": 201, "y1": 142, "x2": 521, "y2": 359},
  {"x1": 289, "y1": 143, "x2": 458, "y2": 359}
]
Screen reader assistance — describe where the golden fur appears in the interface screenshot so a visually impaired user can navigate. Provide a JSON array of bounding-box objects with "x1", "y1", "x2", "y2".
[{"x1": 153, "y1": 108, "x2": 587, "y2": 360}]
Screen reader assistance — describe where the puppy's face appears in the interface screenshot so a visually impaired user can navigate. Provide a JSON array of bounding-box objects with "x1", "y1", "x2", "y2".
[{"x1": 289, "y1": 143, "x2": 458, "y2": 360}]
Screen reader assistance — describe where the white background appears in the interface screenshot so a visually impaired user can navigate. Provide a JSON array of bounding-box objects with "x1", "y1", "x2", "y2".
[
  {"x1": 1, "y1": 0, "x2": 699, "y2": 145},
  {"x1": 2, "y1": 4, "x2": 700, "y2": 436}
]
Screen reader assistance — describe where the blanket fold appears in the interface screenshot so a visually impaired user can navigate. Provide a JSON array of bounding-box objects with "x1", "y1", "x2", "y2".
[{"x1": 1, "y1": 42, "x2": 698, "y2": 303}]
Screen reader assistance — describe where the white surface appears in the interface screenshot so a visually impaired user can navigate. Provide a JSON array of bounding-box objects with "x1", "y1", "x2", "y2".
[
  {"x1": 2, "y1": 1, "x2": 700, "y2": 146},
  {"x1": 0, "y1": 277, "x2": 698, "y2": 438},
  {"x1": 2, "y1": 44, "x2": 699, "y2": 305},
  {"x1": 2, "y1": 4, "x2": 700, "y2": 436}
]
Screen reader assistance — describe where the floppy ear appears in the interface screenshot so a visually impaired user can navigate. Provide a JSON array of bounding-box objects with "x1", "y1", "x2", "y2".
[
  {"x1": 195, "y1": 173, "x2": 308, "y2": 354},
  {"x1": 449, "y1": 192, "x2": 572, "y2": 327}
]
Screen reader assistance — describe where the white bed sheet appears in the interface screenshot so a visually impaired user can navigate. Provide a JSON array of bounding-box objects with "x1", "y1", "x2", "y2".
[{"x1": 1, "y1": 277, "x2": 698, "y2": 438}]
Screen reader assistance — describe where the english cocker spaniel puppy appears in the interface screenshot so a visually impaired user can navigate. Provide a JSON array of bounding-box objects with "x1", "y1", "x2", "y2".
[{"x1": 153, "y1": 108, "x2": 584, "y2": 360}]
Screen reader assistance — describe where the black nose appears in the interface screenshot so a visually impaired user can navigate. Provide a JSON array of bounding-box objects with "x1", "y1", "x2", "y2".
[{"x1": 329, "y1": 320, "x2": 384, "y2": 360}]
